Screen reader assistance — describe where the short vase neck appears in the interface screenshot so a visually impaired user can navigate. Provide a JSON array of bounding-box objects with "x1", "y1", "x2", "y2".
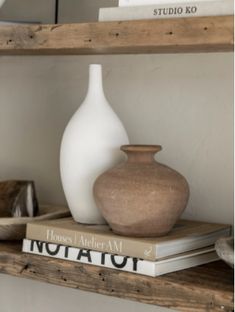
[{"x1": 121, "y1": 145, "x2": 162, "y2": 164}]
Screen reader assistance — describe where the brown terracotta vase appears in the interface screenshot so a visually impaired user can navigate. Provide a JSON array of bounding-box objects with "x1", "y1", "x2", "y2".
[{"x1": 94, "y1": 145, "x2": 190, "y2": 237}]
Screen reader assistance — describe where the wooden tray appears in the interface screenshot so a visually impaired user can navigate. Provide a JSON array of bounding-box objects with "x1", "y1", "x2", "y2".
[{"x1": 0, "y1": 205, "x2": 70, "y2": 240}]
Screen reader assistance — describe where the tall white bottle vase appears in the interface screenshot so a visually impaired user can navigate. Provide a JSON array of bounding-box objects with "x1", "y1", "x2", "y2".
[{"x1": 60, "y1": 64, "x2": 129, "y2": 224}]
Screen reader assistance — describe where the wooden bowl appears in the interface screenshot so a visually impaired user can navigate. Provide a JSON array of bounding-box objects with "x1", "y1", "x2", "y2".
[{"x1": 0, "y1": 205, "x2": 70, "y2": 240}]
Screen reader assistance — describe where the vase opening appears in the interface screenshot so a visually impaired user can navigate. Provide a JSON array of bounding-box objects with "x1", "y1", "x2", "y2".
[
  {"x1": 121, "y1": 145, "x2": 162, "y2": 163},
  {"x1": 121, "y1": 145, "x2": 162, "y2": 153}
]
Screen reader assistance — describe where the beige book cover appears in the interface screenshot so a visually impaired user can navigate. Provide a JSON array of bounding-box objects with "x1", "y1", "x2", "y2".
[{"x1": 26, "y1": 218, "x2": 231, "y2": 260}]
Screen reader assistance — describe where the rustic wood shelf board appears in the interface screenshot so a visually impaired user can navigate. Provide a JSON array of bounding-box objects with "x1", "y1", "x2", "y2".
[
  {"x1": 0, "y1": 16, "x2": 233, "y2": 55},
  {"x1": 0, "y1": 242, "x2": 233, "y2": 311}
]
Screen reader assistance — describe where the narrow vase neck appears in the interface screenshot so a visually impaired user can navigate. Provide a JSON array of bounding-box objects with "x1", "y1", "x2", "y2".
[
  {"x1": 121, "y1": 145, "x2": 162, "y2": 164},
  {"x1": 86, "y1": 64, "x2": 105, "y2": 98}
]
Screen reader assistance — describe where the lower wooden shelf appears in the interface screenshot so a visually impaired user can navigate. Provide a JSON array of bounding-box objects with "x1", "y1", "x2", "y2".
[{"x1": 0, "y1": 242, "x2": 233, "y2": 311}]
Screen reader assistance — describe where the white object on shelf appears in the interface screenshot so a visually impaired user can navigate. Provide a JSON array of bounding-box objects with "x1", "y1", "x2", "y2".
[
  {"x1": 60, "y1": 64, "x2": 129, "y2": 225},
  {"x1": 100, "y1": 0, "x2": 233, "y2": 22},
  {"x1": 118, "y1": 0, "x2": 217, "y2": 7},
  {"x1": 23, "y1": 239, "x2": 219, "y2": 277},
  {"x1": 0, "y1": 0, "x2": 5, "y2": 9},
  {"x1": 215, "y1": 237, "x2": 234, "y2": 268}
]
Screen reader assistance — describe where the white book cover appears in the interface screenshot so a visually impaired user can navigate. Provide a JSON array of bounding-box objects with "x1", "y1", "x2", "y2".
[
  {"x1": 119, "y1": 0, "x2": 217, "y2": 7},
  {"x1": 99, "y1": 0, "x2": 233, "y2": 22},
  {"x1": 22, "y1": 239, "x2": 219, "y2": 277}
]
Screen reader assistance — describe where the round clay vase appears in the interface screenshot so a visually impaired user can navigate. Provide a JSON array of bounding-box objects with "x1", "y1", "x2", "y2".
[{"x1": 94, "y1": 145, "x2": 190, "y2": 237}]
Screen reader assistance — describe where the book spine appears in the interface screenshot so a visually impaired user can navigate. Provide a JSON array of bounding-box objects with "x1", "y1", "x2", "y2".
[
  {"x1": 156, "y1": 228, "x2": 231, "y2": 258},
  {"x1": 155, "y1": 250, "x2": 219, "y2": 275},
  {"x1": 26, "y1": 223, "x2": 156, "y2": 260},
  {"x1": 118, "y1": 0, "x2": 216, "y2": 7},
  {"x1": 22, "y1": 239, "x2": 155, "y2": 276},
  {"x1": 99, "y1": 1, "x2": 233, "y2": 22}
]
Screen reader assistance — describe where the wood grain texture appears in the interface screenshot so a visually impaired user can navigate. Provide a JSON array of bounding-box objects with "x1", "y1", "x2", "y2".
[
  {"x1": 0, "y1": 16, "x2": 233, "y2": 55},
  {"x1": 0, "y1": 242, "x2": 233, "y2": 311}
]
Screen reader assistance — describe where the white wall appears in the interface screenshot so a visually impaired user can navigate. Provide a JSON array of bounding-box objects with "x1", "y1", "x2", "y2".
[
  {"x1": 0, "y1": 1, "x2": 233, "y2": 312},
  {"x1": 0, "y1": 0, "x2": 55, "y2": 23},
  {"x1": 0, "y1": 53, "x2": 233, "y2": 222},
  {"x1": 59, "y1": 0, "x2": 118, "y2": 23}
]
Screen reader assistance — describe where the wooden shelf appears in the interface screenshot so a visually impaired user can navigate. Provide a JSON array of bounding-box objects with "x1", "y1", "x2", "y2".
[
  {"x1": 0, "y1": 13, "x2": 234, "y2": 310},
  {"x1": 0, "y1": 16, "x2": 233, "y2": 55},
  {"x1": 0, "y1": 242, "x2": 233, "y2": 311}
]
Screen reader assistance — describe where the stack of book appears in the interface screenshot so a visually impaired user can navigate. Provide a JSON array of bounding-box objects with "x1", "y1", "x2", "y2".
[
  {"x1": 98, "y1": 0, "x2": 233, "y2": 22},
  {"x1": 22, "y1": 218, "x2": 231, "y2": 277}
]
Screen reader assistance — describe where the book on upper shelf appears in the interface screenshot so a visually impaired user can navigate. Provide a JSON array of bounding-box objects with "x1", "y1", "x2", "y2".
[
  {"x1": 26, "y1": 217, "x2": 231, "y2": 261},
  {"x1": 118, "y1": 0, "x2": 218, "y2": 7},
  {"x1": 22, "y1": 239, "x2": 219, "y2": 277},
  {"x1": 99, "y1": 0, "x2": 233, "y2": 22}
]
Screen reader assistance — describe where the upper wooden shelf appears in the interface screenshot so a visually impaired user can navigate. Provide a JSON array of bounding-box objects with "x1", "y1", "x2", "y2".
[
  {"x1": 0, "y1": 242, "x2": 233, "y2": 311},
  {"x1": 0, "y1": 15, "x2": 233, "y2": 55}
]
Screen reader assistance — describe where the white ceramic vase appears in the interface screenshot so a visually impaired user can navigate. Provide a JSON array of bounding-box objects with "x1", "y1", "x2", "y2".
[{"x1": 60, "y1": 64, "x2": 129, "y2": 224}]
